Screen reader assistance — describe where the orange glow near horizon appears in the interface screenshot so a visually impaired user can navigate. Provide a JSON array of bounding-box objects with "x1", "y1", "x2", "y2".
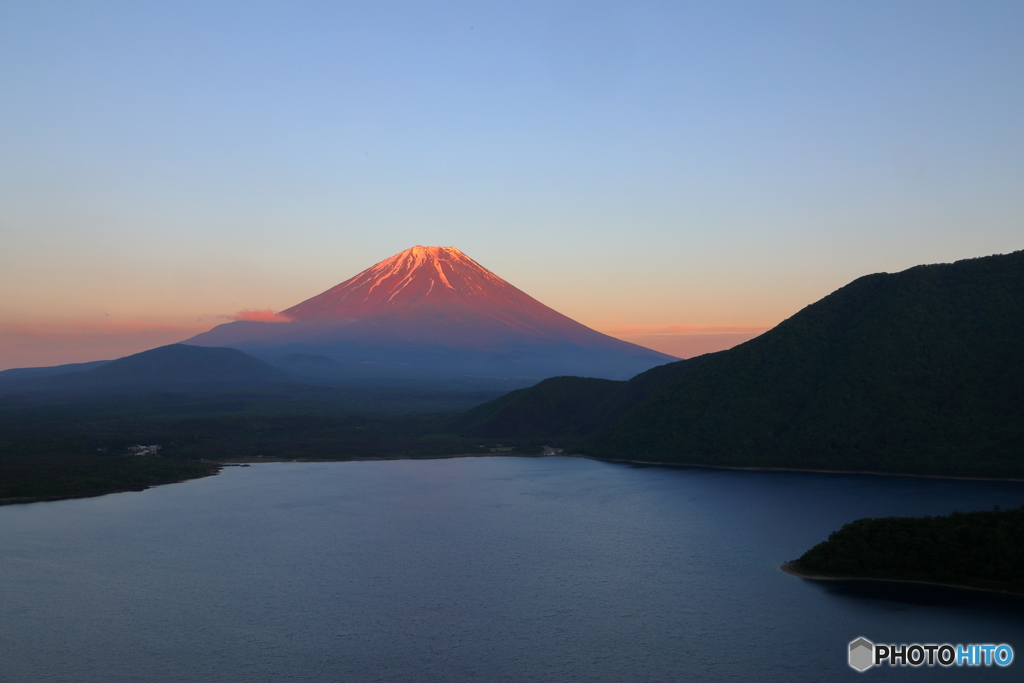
[
  {"x1": 0, "y1": 247, "x2": 778, "y2": 370},
  {"x1": 609, "y1": 331, "x2": 767, "y2": 359},
  {"x1": 0, "y1": 317, "x2": 772, "y2": 370},
  {"x1": 590, "y1": 323, "x2": 770, "y2": 358},
  {"x1": 0, "y1": 320, "x2": 216, "y2": 371},
  {"x1": 593, "y1": 324, "x2": 770, "y2": 336}
]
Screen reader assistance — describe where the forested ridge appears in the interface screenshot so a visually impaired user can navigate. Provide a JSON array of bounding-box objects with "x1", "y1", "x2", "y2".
[
  {"x1": 463, "y1": 250, "x2": 1024, "y2": 478},
  {"x1": 792, "y1": 507, "x2": 1024, "y2": 593},
  {"x1": 452, "y1": 356, "x2": 709, "y2": 440}
]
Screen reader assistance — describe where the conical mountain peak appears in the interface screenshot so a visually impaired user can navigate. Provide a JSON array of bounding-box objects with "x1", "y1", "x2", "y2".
[
  {"x1": 186, "y1": 245, "x2": 676, "y2": 385},
  {"x1": 281, "y1": 245, "x2": 560, "y2": 330}
]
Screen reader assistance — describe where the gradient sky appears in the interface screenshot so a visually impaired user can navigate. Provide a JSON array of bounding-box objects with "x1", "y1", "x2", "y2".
[{"x1": 2, "y1": 1, "x2": 1022, "y2": 368}]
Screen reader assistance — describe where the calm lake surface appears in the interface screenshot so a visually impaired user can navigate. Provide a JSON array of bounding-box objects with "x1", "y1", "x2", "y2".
[{"x1": 2, "y1": 456, "x2": 1023, "y2": 682}]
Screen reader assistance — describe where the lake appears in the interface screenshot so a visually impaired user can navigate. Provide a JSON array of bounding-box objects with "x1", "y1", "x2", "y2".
[{"x1": 2, "y1": 456, "x2": 1023, "y2": 682}]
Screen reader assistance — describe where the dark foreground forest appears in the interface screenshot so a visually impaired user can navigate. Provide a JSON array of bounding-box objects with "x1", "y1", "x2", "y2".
[
  {"x1": 0, "y1": 388, "x2": 512, "y2": 503},
  {"x1": 464, "y1": 250, "x2": 1024, "y2": 478},
  {"x1": 789, "y1": 507, "x2": 1024, "y2": 594}
]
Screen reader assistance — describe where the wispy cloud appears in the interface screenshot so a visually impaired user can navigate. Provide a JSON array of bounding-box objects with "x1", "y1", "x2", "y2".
[{"x1": 219, "y1": 309, "x2": 293, "y2": 323}]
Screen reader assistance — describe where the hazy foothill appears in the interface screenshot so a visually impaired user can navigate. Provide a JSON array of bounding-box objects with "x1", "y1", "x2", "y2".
[{"x1": 2, "y1": 246, "x2": 1023, "y2": 592}]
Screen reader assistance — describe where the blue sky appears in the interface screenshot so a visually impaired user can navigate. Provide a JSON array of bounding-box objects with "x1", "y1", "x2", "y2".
[{"x1": 1, "y1": 1, "x2": 1022, "y2": 367}]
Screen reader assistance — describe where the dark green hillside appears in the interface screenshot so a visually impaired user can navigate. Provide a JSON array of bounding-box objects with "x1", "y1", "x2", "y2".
[
  {"x1": 453, "y1": 356, "x2": 711, "y2": 443},
  {"x1": 586, "y1": 250, "x2": 1024, "y2": 477},
  {"x1": 585, "y1": 354, "x2": 714, "y2": 424},
  {"x1": 455, "y1": 376, "x2": 622, "y2": 440},
  {"x1": 0, "y1": 454, "x2": 218, "y2": 502},
  {"x1": 790, "y1": 507, "x2": 1024, "y2": 593}
]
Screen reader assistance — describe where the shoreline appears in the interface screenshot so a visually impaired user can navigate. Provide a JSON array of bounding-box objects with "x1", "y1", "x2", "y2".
[
  {"x1": 780, "y1": 561, "x2": 1024, "y2": 597},
  {"x1": 0, "y1": 463, "x2": 224, "y2": 507},
  {"x1": 5, "y1": 450, "x2": 1024, "y2": 508},
  {"x1": 215, "y1": 452, "x2": 1024, "y2": 483},
  {"x1": 577, "y1": 454, "x2": 1024, "y2": 483}
]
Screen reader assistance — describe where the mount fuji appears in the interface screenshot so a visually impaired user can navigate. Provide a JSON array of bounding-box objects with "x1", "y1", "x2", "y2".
[{"x1": 185, "y1": 246, "x2": 676, "y2": 389}]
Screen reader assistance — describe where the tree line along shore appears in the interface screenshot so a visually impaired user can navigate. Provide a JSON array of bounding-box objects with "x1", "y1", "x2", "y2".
[{"x1": 784, "y1": 506, "x2": 1024, "y2": 595}]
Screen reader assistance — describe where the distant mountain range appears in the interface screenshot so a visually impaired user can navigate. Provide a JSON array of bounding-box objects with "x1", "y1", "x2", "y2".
[
  {"x1": 2, "y1": 246, "x2": 677, "y2": 393},
  {"x1": 0, "y1": 344, "x2": 288, "y2": 394},
  {"x1": 0, "y1": 360, "x2": 113, "y2": 380},
  {"x1": 461, "y1": 250, "x2": 1024, "y2": 478},
  {"x1": 185, "y1": 246, "x2": 676, "y2": 388}
]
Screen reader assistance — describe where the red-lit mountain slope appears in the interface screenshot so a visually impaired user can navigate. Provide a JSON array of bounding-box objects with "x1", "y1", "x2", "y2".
[
  {"x1": 186, "y1": 246, "x2": 676, "y2": 388},
  {"x1": 280, "y1": 246, "x2": 629, "y2": 346}
]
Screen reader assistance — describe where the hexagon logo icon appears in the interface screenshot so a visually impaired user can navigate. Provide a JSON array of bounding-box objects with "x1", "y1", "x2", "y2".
[{"x1": 849, "y1": 637, "x2": 874, "y2": 672}]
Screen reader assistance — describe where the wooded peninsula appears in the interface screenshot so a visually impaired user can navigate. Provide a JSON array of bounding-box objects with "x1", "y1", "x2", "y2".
[{"x1": 786, "y1": 507, "x2": 1024, "y2": 595}]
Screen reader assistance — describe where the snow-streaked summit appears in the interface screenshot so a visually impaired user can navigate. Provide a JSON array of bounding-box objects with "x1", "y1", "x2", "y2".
[
  {"x1": 279, "y1": 245, "x2": 603, "y2": 344},
  {"x1": 283, "y1": 246, "x2": 522, "y2": 319}
]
